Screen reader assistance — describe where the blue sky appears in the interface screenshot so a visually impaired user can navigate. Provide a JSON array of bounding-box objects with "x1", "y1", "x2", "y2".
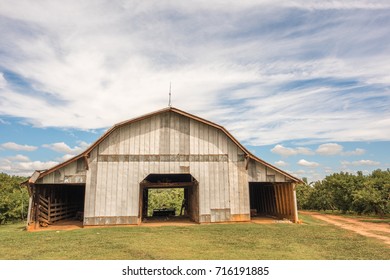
[{"x1": 0, "y1": 0, "x2": 389, "y2": 181}]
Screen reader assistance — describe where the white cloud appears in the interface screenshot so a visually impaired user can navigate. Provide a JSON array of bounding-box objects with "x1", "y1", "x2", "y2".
[
  {"x1": 0, "y1": 72, "x2": 6, "y2": 89},
  {"x1": 341, "y1": 159, "x2": 380, "y2": 166},
  {"x1": 298, "y1": 159, "x2": 320, "y2": 168},
  {"x1": 316, "y1": 143, "x2": 366, "y2": 156},
  {"x1": 0, "y1": 156, "x2": 58, "y2": 176},
  {"x1": 342, "y1": 148, "x2": 365, "y2": 156},
  {"x1": 271, "y1": 145, "x2": 297, "y2": 157},
  {"x1": 1, "y1": 142, "x2": 37, "y2": 151},
  {"x1": 274, "y1": 160, "x2": 288, "y2": 167},
  {"x1": 7, "y1": 154, "x2": 30, "y2": 162},
  {"x1": 56, "y1": 154, "x2": 76, "y2": 162},
  {"x1": 316, "y1": 143, "x2": 343, "y2": 155},
  {"x1": 271, "y1": 144, "x2": 314, "y2": 157},
  {"x1": 42, "y1": 141, "x2": 89, "y2": 155}
]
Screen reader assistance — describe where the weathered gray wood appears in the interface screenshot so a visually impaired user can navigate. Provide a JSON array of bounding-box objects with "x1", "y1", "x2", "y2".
[{"x1": 34, "y1": 110, "x2": 298, "y2": 226}]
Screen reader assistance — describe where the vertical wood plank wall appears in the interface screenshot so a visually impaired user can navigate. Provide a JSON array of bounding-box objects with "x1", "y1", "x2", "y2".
[{"x1": 81, "y1": 111, "x2": 295, "y2": 225}]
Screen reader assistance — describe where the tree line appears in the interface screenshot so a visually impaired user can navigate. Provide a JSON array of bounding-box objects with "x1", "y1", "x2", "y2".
[{"x1": 296, "y1": 169, "x2": 390, "y2": 216}]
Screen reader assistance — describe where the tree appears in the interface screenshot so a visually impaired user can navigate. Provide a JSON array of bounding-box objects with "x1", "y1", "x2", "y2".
[
  {"x1": 295, "y1": 182, "x2": 313, "y2": 210},
  {"x1": 307, "y1": 181, "x2": 336, "y2": 211},
  {"x1": 296, "y1": 169, "x2": 389, "y2": 216},
  {"x1": 0, "y1": 173, "x2": 29, "y2": 224},
  {"x1": 323, "y1": 172, "x2": 363, "y2": 213}
]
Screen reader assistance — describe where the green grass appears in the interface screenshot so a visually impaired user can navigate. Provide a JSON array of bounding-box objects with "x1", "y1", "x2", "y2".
[{"x1": 0, "y1": 214, "x2": 389, "y2": 260}]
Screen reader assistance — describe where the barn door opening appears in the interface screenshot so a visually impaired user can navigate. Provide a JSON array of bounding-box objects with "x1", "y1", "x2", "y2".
[
  {"x1": 139, "y1": 174, "x2": 199, "y2": 224},
  {"x1": 31, "y1": 184, "x2": 85, "y2": 229},
  {"x1": 249, "y1": 182, "x2": 278, "y2": 219}
]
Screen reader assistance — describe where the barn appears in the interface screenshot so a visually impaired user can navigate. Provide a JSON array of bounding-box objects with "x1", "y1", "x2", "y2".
[{"x1": 25, "y1": 107, "x2": 301, "y2": 228}]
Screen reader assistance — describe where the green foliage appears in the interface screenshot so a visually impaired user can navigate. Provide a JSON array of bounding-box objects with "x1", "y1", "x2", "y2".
[
  {"x1": 296, "y1": 169, "x2": 390, "y2": 216},
  {"x1": 295, "y1": 183, "x2": 313, "y2": 209},
  {"x1": 307, "y1": 181, "x2": 336, "y2": 211},
  {"x1": 0, "y1": 173, "x2": 29, "y2": 224},
  {"x1": 147, "y1": 188, "x2": 184, "y2": 216}
]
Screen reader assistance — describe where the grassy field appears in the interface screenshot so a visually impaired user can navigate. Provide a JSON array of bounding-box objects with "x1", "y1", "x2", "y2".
[{"x1": 0, "y1": 214, "x2": 389, "y2": 260}]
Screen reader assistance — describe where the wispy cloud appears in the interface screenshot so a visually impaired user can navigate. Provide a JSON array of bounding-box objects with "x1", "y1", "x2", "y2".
[
  {"x1": 0, "y1": 1, "x2": 389, "y2": 146},
  {"x1": 42, "y1": 141, "x2": 89, "y2": 155},
  {"x1": 271, "y1": 144, "x2": 314, "y2": 157},
  {"x1": 316, "y1": 143, "x2": 344, "y2": 155},
  {"x1": 298, "y1": 159, "x2": 320, "y2": 168},
  {"x1": 1, "y1": 142, "x2": 37, "y2": 151},
  {"x1": 7, "y1": 154, "x2": 30, "y2": 162},
  {"x1": 272, "y1": 143, "x2": 366, "y2": 157},
  {"x1": 341, "y1": 159, "x2": 381, "y2": 166},
  {"x1": 0, "y1": 157, "x2": 58, "y2": 176},
  {"x1": 274, "y1": 160, "x2": 288, "y2": 167}
]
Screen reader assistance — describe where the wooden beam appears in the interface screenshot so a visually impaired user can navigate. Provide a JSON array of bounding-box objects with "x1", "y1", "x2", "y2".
[
  {"x1": 140, "y1": 182, "x2": 195, "y2": 188},
  {"x1": 84, "y1": 155, "x2": 89, "y2": 171}
]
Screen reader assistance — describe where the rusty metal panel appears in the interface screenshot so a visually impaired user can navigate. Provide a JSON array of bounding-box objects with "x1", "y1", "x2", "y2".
[{"x1": 230, "y1": 214, "x2": 250, "y2": 222}]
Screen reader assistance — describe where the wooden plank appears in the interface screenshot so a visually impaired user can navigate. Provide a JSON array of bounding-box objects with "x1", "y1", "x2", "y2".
[
  {"x1": 282, "y1": 184, "x2": 288, "y2": 216},
  {"x1": 116, "y1": 160, "x2": 123, "y2": 216},
  {"x1": 284, "y1": 183, "x2": 294, "y2": 219},
  {"x1": 150, "y1": 115, "x2": 156, "y2": 155},
  {"x1": 129, "y1": 123, "x2": 135, "y2": 154},
  {"x1": 273, "y1": 184, "x2": 280, "y2": 217},
  {"x1": 132, "y1": 160, "x2": 140, "y2": 217},
  {"x1": 174, "y1": 113, "x2": 180, "y2": 155},
  {"x1": 183, "y1": 116, "x2": 190, "y2": 155},
  {"x1": 89, "y1": 149, "x2": 98, "y2": 218},
  {"x1": 159, "y1": 112, "x2": 168, "y2": 154},
  {"x1": 101, "y1": 160, "x2": 108, "y2": 217},
  {"x1": 140, "y1": 182, "x2": 195, "y2": 188},
  {"x1": 127, "y1": 162, "x2": 134, "y2": 216},
  {"x1": 139, "y1": 118, "x2": 146, "y2": 155},
  {"x1": 123, "y1": 123, "x2": 130, "y2": 155}
]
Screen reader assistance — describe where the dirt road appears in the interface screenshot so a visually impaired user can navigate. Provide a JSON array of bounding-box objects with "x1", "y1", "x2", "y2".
[{"x1": 301, "y1": 211, "x2": 390, "y2": 247}]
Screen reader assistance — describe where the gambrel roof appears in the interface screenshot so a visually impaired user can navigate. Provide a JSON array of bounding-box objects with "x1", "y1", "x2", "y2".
[{"x1": 31, "y1": 107, "x2": 301, "y2": 183}]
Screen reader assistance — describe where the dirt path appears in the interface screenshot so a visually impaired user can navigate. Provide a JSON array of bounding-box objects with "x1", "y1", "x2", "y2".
[{"x1": 301, "y1": 211, "x2": 390, "y2": 247}]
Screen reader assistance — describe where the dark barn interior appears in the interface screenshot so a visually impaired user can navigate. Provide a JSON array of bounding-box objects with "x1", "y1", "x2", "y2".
[{"x1": 31, "y1": 184, "x2": 85, "y2": 227}]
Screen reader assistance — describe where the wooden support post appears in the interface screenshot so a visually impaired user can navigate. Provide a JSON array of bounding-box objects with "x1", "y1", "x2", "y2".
[
  {"x1": 292, "y1": 183, "x2": 299, "y2": 223},
  {"x1": 282, "y1": 184, "x2": 287, "y2": 217}
]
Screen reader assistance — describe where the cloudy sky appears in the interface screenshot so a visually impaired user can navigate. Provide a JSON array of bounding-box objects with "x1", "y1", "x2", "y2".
[{"x1": 0, "y1": 0, "x2": 389, "y2": 181}]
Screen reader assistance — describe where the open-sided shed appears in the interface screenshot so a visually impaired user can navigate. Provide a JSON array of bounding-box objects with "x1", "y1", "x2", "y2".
[{"x1": 25, "y1": 107, "x2": 301, "y2": 228}]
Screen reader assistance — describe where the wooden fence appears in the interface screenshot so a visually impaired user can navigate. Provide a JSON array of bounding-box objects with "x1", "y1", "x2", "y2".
[{"x1": 38, "y1": 195, "x2": 79, "y2": 225}]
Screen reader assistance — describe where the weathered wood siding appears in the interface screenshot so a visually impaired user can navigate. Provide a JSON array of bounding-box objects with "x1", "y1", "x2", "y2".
[
  {"x1": 36, "y1": 159, "x2": 86, "y2": 184},
  {"x1": 84, "y1": 112, "x2": 291, "y2": 225},
  {"x1": 38, "y1": 110, "x2": 295, "y2": 225}
]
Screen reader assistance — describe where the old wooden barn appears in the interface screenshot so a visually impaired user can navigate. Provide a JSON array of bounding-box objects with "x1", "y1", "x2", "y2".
[{"x1": 25, "y1": 107, "x2": 301, "y2": 228}]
